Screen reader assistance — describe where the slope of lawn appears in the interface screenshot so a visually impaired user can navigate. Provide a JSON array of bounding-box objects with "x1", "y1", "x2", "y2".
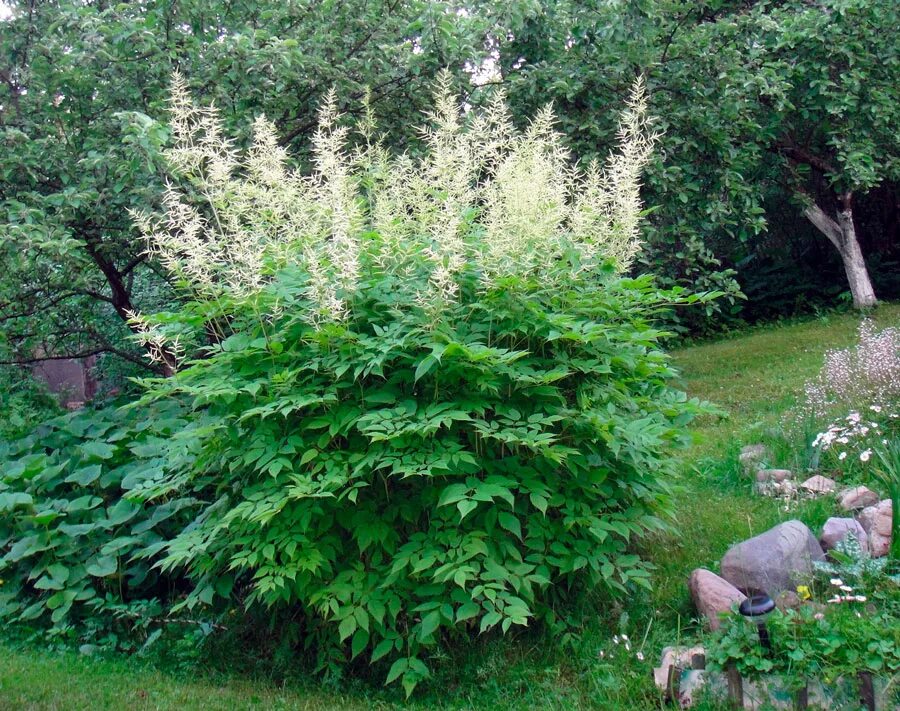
[{"x1": 2, "y1": 304, "x2": 898, "y2": 710}]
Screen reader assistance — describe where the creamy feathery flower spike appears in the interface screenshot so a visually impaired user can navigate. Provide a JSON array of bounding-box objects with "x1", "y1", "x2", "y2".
[
  {"x1": 139, "y1": 72, "x2": 657, "y2": 327},
  {"x1": 125, "y1": 309, "x2": 183, "y2": 371}
]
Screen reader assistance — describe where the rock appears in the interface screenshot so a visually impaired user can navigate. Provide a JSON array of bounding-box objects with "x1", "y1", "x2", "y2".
[
  {"x1": 764, "y1": 479, "x2": 797, "y2": 499},
  {"x1": 858, "y1": 500, "x2": 893, "y2": 558},
  {"x1": 720, "y1": 520, "x2": 825, "y2": 595},
  {"x1": 774, "y1": 590, "x2": 801, "y2": 612},
  {"x1": 688, "y1": 569, "x2": 747, "y2": 631},
  {"x1": 838, "y1": 486, "x2": 880, "y2": 511},
  {"x1": 739, "y1": 444, "x2": 770, "y2": 473},
  {"x1": 820, "y1": 517, "x2": 869, "y2": 555},
  {"x1": 755, "y1": 469, "x2": 792, "y2": 483},
  {"x1": 653, "y1": 645, "x2": 706, "y2": 692},
  {"x1": 800, "y1": 474, "x2": 836, "y2": 495}
]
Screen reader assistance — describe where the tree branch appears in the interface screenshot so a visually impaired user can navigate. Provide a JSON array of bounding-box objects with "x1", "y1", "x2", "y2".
[
  {"x1": 777, "y1": 139, "x2": 838, "y2": 177},
  {"x1": 803, "y1": 200, "x2": 842, "y2": 251}
]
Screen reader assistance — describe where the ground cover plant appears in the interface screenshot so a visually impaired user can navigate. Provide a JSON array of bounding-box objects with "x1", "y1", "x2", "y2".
[
  {"x1": 0, "y1": 400, "x2": 206, "y2": 646},
  {"x1": 706, "y1": 532, "x2": 900, "y2": 703}
]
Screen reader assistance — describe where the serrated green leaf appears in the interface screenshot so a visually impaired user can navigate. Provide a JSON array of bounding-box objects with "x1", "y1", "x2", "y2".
[
  {"x1": 418, "y1": 610, "x2": 441, "y2": 641},
  {"x1": 437, "y1": 483, "x2": 468, "y2": 507},
  {"x1": 456, "y1": 602, "x2": 480, "y2": 622},
  {"x1": 498, "y1": 512, "x2": 522, "y2": 539},
  {"x1": 371, "y1": 638, "x2": 394, "y2": 663},
  {"x1": 350, "y1": 628, "x2": 369, "y2": 659},
  {"x1": 414, "y1": 355, "x2": 437, "y2": 382},
  {"x1": 338, "y1": 615, "x2": 357, "y2": 642}
]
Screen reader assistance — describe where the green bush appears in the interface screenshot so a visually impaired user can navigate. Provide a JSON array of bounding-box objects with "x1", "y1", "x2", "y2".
[
  {"x1": 1, "y1": 74, "x2": 711, "y2": 693},
  {"x1": 115, "y1": 74, "x2": 710, "y2": 693},
  {"x1": 0, "y1": 401, "x2": 204, "y2": 647},
  {"x1": 140, "y1": 268, "x2": 703, "y2": 690}
]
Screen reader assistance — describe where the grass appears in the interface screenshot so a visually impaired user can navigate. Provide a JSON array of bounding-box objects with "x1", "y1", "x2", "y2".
[{"x1": 2, "y1": 304, "x2": 899, "y2": 710}]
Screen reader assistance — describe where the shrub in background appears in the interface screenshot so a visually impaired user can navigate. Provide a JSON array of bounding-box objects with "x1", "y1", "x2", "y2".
[
  {"x1": 0, "y1": 366, "x2": 60, "y2": 440},
  {"x1": 803, "y1": 320, "x2": 899, "y2": 421},
  {"x1": 0, "y1": 401, "x2": 205, "y2": 648}
]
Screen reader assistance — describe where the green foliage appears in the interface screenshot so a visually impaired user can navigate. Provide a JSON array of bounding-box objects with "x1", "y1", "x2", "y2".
[
  {"x1": 495, "y1": 0, "x2": 900, "y2": 324},
  {"x1": 0, "y1": 366, "x2": 60, "y2": 440},
  {"x1": 872, "y1": 440, "x2": 900, "y2": 562},
  {"x1": 815, "y1": 535, "x2": 900, "y2": 588},
  {"x1": 0, "y1": 402, "x2": 205, "y2": 648},
  {"x1": 133, "y1": 268, "x2": 704, "y2": 693},
  {"x1": 707, "y1": 602, "x2": 900, "y2": 686},
  {"x1": 1, "y1": 310, "x2": 897, "y2": 707},
  {"x1": 709, "y1": 532, "x2": 900, "y2": 688}
]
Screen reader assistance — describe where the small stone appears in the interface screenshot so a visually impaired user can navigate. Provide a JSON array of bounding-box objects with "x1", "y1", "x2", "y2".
[
  {"x1": 800, "y1": 474, "x2": 836, "y2": 495},
  {"x1": 774, "y1": 590, "x2": 801, "y2": 612},
  {"x1": 858, "y1": 500, "x2": 893, "y2": 558},
  {"x1": 820, "y1": 517, "x2": 869, "y2": 555},
  {"x1": 739, "y1": 444, "x2": 770, "y2": 473},
  {"x1": 720, "y1": 520, "x2": 825, "y2": 595},
  {"x1": 688, "y1": 569, "x2": 747, "y2": 631},
  {"x1": 653, "y1": 645, "x2": 706, "y2": 692},
  {"x1": 838, "y1": 486, "x2": 880, "y2": 511},
  {"x1": 756, "y1": 469, "x2": 792, "y2": 483}
]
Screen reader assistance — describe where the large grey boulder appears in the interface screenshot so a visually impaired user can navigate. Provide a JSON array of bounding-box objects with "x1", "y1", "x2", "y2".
[
  {"x1": 820, "y1": 517, "x2": 869, "y2": 555},
  {"x1": 858, "y1": 500, "x2": 893, "y2": 558},
  {"x1": 688, "y1": 569, "x2": 746, "y2": 631},
  {"x1": 720, "y1": 520, "x2": 825, "y2": 595}
]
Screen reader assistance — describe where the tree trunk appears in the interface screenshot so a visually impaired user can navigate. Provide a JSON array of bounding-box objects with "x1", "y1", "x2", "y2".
[
  {"x1": 83, "y1": 230, "x2": 177, "y2": 376},
  {"x1": 803, "y1": 192, "x2": 877, "y2": 309}
]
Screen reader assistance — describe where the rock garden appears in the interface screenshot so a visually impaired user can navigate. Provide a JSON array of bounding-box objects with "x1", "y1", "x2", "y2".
[{"x1": 654, "y1": 321, "x2": 900, "y2": 710}]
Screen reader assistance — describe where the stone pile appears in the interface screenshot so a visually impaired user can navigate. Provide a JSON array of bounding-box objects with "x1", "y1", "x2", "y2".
[
  {"x1": 735, "y1": 444, "x2": 892, "y2": 559},
  {"x1": 858, "y1": 500, "x2": 893, "y2": 558}
]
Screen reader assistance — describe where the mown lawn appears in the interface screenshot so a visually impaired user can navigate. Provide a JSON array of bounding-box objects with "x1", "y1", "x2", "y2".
[{"x1": 2, "y1": 304, "x2": 898, "y2": 710}]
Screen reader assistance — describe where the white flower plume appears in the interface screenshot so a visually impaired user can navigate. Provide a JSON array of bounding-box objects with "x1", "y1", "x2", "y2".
[{"x1": 135, "y1": 71, "x2": 658, "y2": 326}]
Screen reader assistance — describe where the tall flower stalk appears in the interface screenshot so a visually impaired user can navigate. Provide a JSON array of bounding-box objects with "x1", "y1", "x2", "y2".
[{"x1": 131, "y1": 71, "x2": 657, "y2": 336}]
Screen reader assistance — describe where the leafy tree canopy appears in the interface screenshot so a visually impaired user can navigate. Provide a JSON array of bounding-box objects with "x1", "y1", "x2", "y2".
[{"x1": 493, "y1": 0, "x2": 899, "y2": 318}]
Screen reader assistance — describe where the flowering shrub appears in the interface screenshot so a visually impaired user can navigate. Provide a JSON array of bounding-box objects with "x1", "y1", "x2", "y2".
[
  {"x1": 799, "y1": 322, "x2": 899, "y2": 494},
  {"x1": 112, "y1": 75, "x2": 712, "y2": 693},
  {"x1": 803, "y1": 321, "x2": 900, "y2": 421},
  {"x1": 129, "y1": 71, "x2": 657, "y2": 339},
  {"x1": 810, "y1": 406, "x2": 898, "y2": 472}
]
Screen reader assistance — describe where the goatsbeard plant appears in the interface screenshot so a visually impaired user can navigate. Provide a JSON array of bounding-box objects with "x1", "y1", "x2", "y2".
[{"x1": 128, "y1": 72, "x2": 707, "y2": 694}]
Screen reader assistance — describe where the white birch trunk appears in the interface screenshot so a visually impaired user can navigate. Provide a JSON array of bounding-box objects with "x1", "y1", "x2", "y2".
[{"x1": 803, "y1": 194, "x2": 877, "y2": 309}]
